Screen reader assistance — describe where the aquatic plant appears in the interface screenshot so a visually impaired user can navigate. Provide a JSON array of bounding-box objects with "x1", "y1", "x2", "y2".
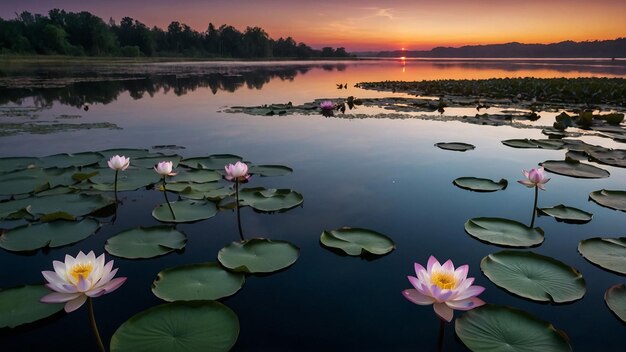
[
  {"x1": 154, "y1": 161, "x2": 177, "y2": 220},
  {"x1": 107, "y1": 155, "x2": 130, "y2": 204},
  {"x1": 225, "y1": 161, "x2": 251, "y2": 240},
  {"x1": 518, "y1": 167, "x2": 550, "y2": 227}
]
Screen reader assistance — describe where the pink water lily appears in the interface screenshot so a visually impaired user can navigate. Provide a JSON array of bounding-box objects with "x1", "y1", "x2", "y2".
[
  {"x1": 320, "y1": 100, "x2": 334, "y2": 110},
  {"x1": 107, "y1": 155, "x2": 130, "y2": 171},
  {"x1": 518, "y1": 167, "x2": 550, "y2": 190},
  {"x1": 402, "y1": 256, "x2": 485, "y2": 322},
  {"x1": 154, "y1": 161, "x2": 177, "y2": 176},
  {"x1": 225, "y1": 161, "x2": 250, "y2": 182},
  {"x1": 41, "y1": 251, "x2": 126, "y2": 313}
]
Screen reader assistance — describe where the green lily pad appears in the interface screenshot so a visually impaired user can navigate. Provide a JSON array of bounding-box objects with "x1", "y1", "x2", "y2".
[
  {"x1": 248, "y1": 165, "x2": 293, "y2": 177},
  {"x1": 435, "y1": 142, "x2": 475, "y2": 151},
  {"x1": 171, "y1": 169, "x2": 221, "y2": 183},
  {"x1": 320, "y1": 227, "x2": 395, "y2": 256},
  {"x1": 76, "y1": 167, "x2": 161, "y2": 192},
  {"x1": 540, "y1": 160, "x2": 610, "y2": 179},
  {"x1": 0, "y1": 219, "x2": 99, "y2": 252},
  {"x1": 455, "y1": 304, "x2": 572, "y2": 352},
  {"x1": 589, "y1": 189, "x2": 626, "y2": 212},
  {"x1": 110, "y1": 301, "x2": 239, "y2": 352},
  {"x1": 587, "y1": 149, "x2": 626, "y2": 168},
  {"x1": 578, "y1": 237, "x2": 626, "y2": 274},
  {"x1": 180, "y1": 154, "x2": 242, "y2": 170},
  {"x1": 481, "y1": 251, "x2": 586, "y2": 303},
  {"x1": 0, "y1": 167, "x2": 82, "y2": 195},
  {"x1": 105, "y1": 226, "x2": 186, "y2": 259},
  {"x1": 0, "y1": 193, "x2": 114, "y2": 221},
  {"x1": 152, "y1": 199, "x2": 218, "y2": 223},
  {"x1": 605, "y1": 284, "x2": 626, "y2": 323},
  {"x1": 0, "y1": 157, "x2": 41, "y2": 173},
  {"x1": 464, "y1": 217, "x2": 544, "y2": 247},
  {"x1": 218, "y1": 238, "x2": 299, "y2": 273},
  {"x1": 40, "y1": 152, "x2": 102, "y2": 168},
  {"x1": 502, "y1": 139, "x2": 565, "y2": 150},
  {"x1": 152, "y1": 262, "x2": 245, "y2": 302},
  {"x1": 237, "y1": 187, "x2": 303, "y2": 212},
  {"x1": 98, "y1": 148, "x2": 151, "y2": 160},
  {"x1": 161, "y1": 182, "x2": 232, "y2": 200},
  {"x1": 538, "y1": 204, "x2": 593, "y2": 224},
  {"x1": 131, "y1": 155, "x2": 181, "y2": 169},
  {"x1": 453, "y1": 177, "x2": 508, "y2": 192},
  {"x1": 0, "y1": 285, "x2": 64, "y2": 328}
]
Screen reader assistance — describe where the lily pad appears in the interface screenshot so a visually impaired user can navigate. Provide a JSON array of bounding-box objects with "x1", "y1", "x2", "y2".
[
  {"x1": 237, "y1": 187, "x2": 303, "y2": 212},
  {"x1": 0, "y1": 157, "x2": 41, "y2": 173},
  {"x1": 587, "y1": 149, "x2": 626, "y2": 168},
  {"x1": 105, "y1": 226, "x2": 186, "y2": 259},
  {"x1": 98, "y1": 148, "x2": 151, "y2": 160},
  {"x1": 248, "y1": 165, "x2": 293, "y2": 177},
  {"x1": 131, "y1": 155, "x2": 182, "y2": 169},
  {"x1": 218, "y1": 238, "x2": 299, "y2": 273},
  {"x1": 0, "y1": 219, "x2": 99, "y2": 252},
  {"x1": 152, "y1": 199, "x2": 218, "y2": 223},
  {"x1": 540, "y1": 160, "x2": 610, "y2": 179},
  {"x1": 538, "y1": 204, "x2": 592, "y2": 224},
  {"x1": 0, "y1": 193, "x2": 114, "y2": 221},
  {"x1": 0, "y1": 285, "x2": 64, "y2": 328},
  {"x1": 77, "y1": 167, "x2": 161, "y2": 192},
  {"x1": 464, "y1": 217, "x2": 544, "y2": 247},
  {"x1": 170, "y1": 169, "x2": 221, "y2": 183},
  {"x1": 110, "y1": 301, "x2": 239, "y2": 352},
  {"x1": 589, "y1": 189, "x2": 626, "y2": 211},
  {"x1": 481, "y1": 251, "x2": 586, "y2": 303},
  {"x1": 180, "y1": 154, "x2": 242, "y2": 170},
  {"x1": 40, "y1": 152, "x2": 102, "y2": 168},
  {"x1": 605, "y1": 284, "x2": 626, "y2": 323},
  {"x1": 320, "y1": 227, "x2": 395, "y2": 256},
  {"x1": 455, "y1": 304, "x2": 572, "y2": 352},
  {"x1": 578, "y1": 237, "x2": 626, "y2": 274},
  {"x1": 502, "y1": 139, "x2": 565, "y2": 150},
  {"x1": 162, "y1": 182, "x2": 232, "y2": 200},
  {"x1": 453, "y1": 177, "x2": 508, "y2": 192},
  {"x1": 152, "y1": 262, "x2": 245, "y2": 302},
  {"x1": 435, "y1": 142, "x2": 475, "y2": 152}
]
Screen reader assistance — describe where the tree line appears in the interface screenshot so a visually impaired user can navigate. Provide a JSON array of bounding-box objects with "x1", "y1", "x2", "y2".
[{"x1": 0, "y1": 9, "x2": 352, "y2": 58}]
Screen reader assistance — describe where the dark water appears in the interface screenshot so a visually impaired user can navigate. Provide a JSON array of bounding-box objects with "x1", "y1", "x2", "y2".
[{"x1": 0, "y1": 59, "x2": 625, "y2": 351}]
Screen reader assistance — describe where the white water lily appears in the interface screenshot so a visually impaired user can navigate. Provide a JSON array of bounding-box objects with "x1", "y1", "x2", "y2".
[
  {"x1": 41, "y1": 251, "x2": 126, "y2": 313},
  {"x1": 154, "y1": 161, "x2": 177, "y2": 176},
  {"x1": 107, "y1": 155, "x2": 130, "y2": 171},
  {"x1": 224, "y1": 161, "x2": 250, "y2": 182}
]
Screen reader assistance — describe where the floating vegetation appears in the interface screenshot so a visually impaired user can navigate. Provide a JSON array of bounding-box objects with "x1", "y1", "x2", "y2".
[
  {"x1": 588, "y1": 189, "x2": 626, "y2": 211},
  {"x1": 320, "y1": 227, "x2": 395, "y2": 256},
  {"x1": 605, "y1": 284, "x2": 626, "y2": 323},
  {"x1": 464, "y1": 217, "x2": 544, "y2": 247},
  {"x1": 578, "y1": 237, "x2": 626, "y2": 275},
  {"x1": 218, "y1": 239, "x2": 300, "y2": 273},
  {"x1": 540, "y1": 159, "x2": 610, "y2": 179},
  {"x1": 455, "y1": 305, "x2": 572, "y2": 352},
  {"x1": 538, "y1": 204, "x2": 593, "y2": 224},
  {"x1": 0, "y1": 219, "x2": 100, "y2": 252},
  {"x1": 105, "y1": 226, "x2": 187, "y2": 259},
  {"x1": 0, "y1": 122, "x2": 120, "y2": 137},
  {"x1": 0, "y1": 285, "x2": 63, "y2": 328},
  {"x1": 435, "y1": 142, "x2": 475, "y2": 152},
  {"x1": 481, "y1": 251, "x2": 586, "y2": 303},
  {"x1": 453, "y1": 177, "x2": 508, "y2": 192},
  {"x1": 152, "y1": 199, "x2": 218, "y2": 223}
]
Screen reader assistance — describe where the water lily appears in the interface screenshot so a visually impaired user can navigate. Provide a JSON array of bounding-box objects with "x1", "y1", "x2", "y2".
[
  {"x1": 41, "y1": 251, "x2": 126, "y2": 312},
  {"x1": 225, "y1": 161, "x2": 250, "y2": 182},
  {"x1": 402, "y1": 256, "x2": 485, "y2": 322},
  {"x1": 518, "y1": 167, "x2": 550, "y2": 190},
  {"x1": 320, "y1": 100, "x2": 334, "y2": 110},
  {"x1": 154, "y1": 161, "x2": 177, "y2": 177},
  {"x1": 107, "y1": 155, "x2": 130, "y2": 171}
]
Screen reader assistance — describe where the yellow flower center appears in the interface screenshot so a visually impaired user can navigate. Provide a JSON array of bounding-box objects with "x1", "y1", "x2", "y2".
[
  {"x1": 69, "y1": 262, "x2": 93, "y2": 282},
  {"x1": 431, "y1": 271, "x2": 457, "y2": 290}
]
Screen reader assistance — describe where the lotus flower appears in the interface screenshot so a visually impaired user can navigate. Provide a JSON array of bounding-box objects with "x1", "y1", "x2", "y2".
[
  {"x1": 154, "y1": 161, "x2": 177, "y2": 177},
  {"x1": 224, "y1": 161, "x2": 250, "y2": 182},
  {"x1": 402, "y1": 256, "x2": 485, "y2": 322},
  {"x1": 518, "y1": 167, "x2": 550, "y2": 190},
  {"x1": 41, "y1": 251, "x2": 126, "y2": 313},
  {"x1": 320, "y1": 100, "x2": 334, "y2": 110},
  {"x1": 107, "y1": 155, "x2": 130, "y2": 171}
]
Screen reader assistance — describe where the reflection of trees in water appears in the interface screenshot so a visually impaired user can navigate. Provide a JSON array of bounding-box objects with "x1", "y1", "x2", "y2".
[{"x1": 0, "y1": 64, "x2": 345, "y2": 108}]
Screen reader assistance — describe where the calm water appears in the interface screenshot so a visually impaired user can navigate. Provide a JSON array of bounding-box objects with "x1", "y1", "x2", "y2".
[{"x1": 1, "y1": 59, "x2": 625, "y2": 351}]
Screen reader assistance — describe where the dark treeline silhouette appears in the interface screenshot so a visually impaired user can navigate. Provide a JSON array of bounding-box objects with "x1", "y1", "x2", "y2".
[
  {"x1": 371, "y1": 38, "x2": 626, "y2": 58},
  {"x1": 0, "y1": 9, "x2": 352, "y2": 58},
  {"x1": 0, "y1": 63, "x2": 348, "y2": 108}
]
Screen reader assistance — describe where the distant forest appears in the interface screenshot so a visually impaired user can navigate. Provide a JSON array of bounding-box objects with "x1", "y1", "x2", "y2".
[
  {"x1": 371, "y1": 38, "x2": 626, "y2": 58},
  {"x1": 0, "y1": 9, "x2": 352, "y2": 58}
]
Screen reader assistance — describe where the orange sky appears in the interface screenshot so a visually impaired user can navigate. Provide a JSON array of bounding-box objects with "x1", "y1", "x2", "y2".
[{"x1": 1, "y1": 0, "x2": 624, "y2": 51}]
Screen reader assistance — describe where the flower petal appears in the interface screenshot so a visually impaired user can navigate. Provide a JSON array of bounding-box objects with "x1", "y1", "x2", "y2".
[
  {"x1": 41, "y1": 292, "x2": 82, "y2": 303},
  {"x1": 441, "y1": 259, "x2": 455, "y2": 272},
  {"x1": 446, "y1": 297, "x2": 486, "y2": 311},
  {"x1": 402, "y1": 289, "x2": 435, "y2": 305},
  {"x1": 427, "y1": 256, "x2": 439, "y2": 272},
  {"x1": 433, "y1": 302, "x2": 454, "y2": 322},
  {"x1": 454, "y1": 285, "x2": 485, "y2": 301},
  {"x1": 64, "y1": 295, "x2": 88, "y2": 313}
]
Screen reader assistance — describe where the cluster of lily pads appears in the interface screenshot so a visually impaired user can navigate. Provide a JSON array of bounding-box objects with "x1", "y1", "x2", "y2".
[
  {"x1": 433, "y1": 134, "x2": 626, "y2": 350},
  {"x1": 0, "y1": 148, "x2": 306, "y2": 351}
]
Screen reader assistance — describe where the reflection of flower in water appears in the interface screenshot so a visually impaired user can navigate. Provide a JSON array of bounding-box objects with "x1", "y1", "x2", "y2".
[
  {"x1": 402, "y1": 256, "x2": 485, "y2": 322},
  {"x1": 320, "y1": 100, "x2": 335, "y2": 117}
]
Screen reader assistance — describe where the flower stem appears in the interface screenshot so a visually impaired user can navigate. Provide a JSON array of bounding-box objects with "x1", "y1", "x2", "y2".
[
  {"x1": 163, "y1": 178, "x2": 176, "y2": 220},
  {"x1": 88, "y1": 297, "x2": 106, "y2": 352},
  {"x1": 235, "y1": 180, "x2": 244, "y2": 241},
  {"x1": 113, "y1": 170, "x2": 119, "y2": 205},
  {"x1": 530, "y1": 186, "x2": 538, "y2": 228},
  {"x1": 436, "y1": 319, "x2": 446, "y2": 352}
]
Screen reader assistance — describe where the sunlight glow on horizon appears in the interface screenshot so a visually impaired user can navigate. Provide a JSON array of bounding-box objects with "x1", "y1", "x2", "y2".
[{"x1": 0, "y1": 0, "x2": 624, "y2": 51}]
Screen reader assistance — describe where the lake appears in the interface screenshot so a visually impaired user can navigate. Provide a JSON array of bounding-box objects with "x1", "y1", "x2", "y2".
[{"x1": 0, "y1": 58, "x2": 625, "y2": 351}]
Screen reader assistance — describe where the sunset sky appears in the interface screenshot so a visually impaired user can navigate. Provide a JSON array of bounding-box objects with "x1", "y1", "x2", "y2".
[{"x1": 0, "y1": 0, "x2": 624, "y2": 51}]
